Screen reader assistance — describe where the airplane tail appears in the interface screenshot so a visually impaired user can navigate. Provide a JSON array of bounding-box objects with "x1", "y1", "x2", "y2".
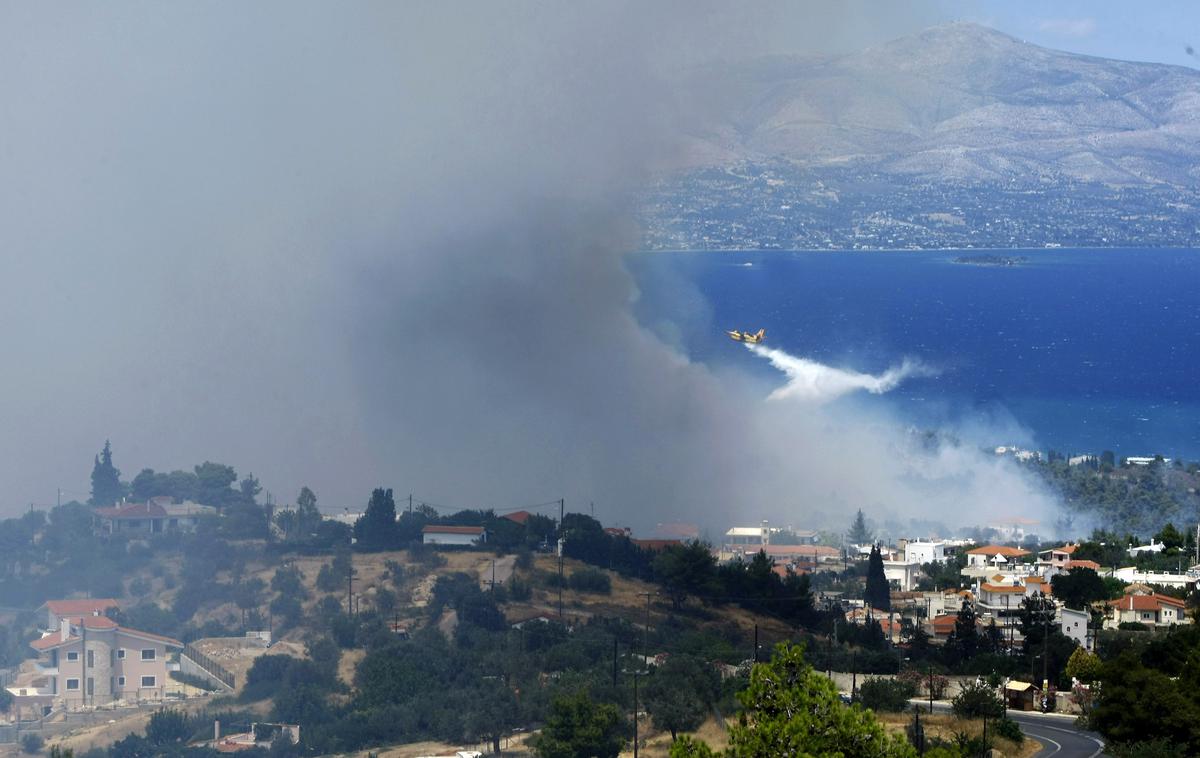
[{"x1": 755, "y1": 329, "x2": 766, "y2": 340}]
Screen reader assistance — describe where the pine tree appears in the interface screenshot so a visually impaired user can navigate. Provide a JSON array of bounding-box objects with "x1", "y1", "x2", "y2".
[
  {"x1": 848, "y1": 509, "x2": 871, "y2": 545},
  {"x1": 947, "y1": 599, "x2": 978, "y2": 662},
  {"x1": 354, "y1": 488, "x2": 399, "y2": 550},
  {"x1": 89, "y1": 440, "x2": 124, "y2": 507},
  {"x1": 865, "y1": 544, "x2": 891, "y2": 612}
]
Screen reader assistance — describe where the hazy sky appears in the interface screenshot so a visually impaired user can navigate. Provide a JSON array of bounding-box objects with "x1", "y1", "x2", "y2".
[{"x1": 1, "y1": 2, "x2": 1164, "y2": 530}]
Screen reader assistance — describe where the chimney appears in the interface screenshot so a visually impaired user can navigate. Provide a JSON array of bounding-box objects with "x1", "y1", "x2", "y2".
[
  {"x1": 61, "y1": 619, "x2": 70, "y2": 643},
  {"x1": 214, "y1": 720, "x2": 220, "y2": 742}
]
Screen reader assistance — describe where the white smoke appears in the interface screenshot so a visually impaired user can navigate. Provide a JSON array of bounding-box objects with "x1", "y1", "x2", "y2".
[{"x1": 746, "y1": 343, "x2": 937, "y2": 402}]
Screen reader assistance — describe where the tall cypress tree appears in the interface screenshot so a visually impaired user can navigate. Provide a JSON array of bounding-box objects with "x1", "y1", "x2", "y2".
[
  {"x1": 848, "y1": 509, "x2": 871, "y2": 545},
  {"x1": 89, "y1": 440, "x2": 123, "y2": 507},
  {"x1": 864, "y1": 544, "x2": 891, "y2": 612}
]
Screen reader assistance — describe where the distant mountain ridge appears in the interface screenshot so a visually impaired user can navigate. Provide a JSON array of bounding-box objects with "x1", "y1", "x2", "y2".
[{"x1": 682, "y1": 22, "x2": 1200, "y2": 187}]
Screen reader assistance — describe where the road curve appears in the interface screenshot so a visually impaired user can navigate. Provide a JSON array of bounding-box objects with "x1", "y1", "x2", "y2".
[
  {"x1": 1006, "y1": 712, "x2": 1106, "y2": 758},
  {"x1": 912, "y1": 700, "x2": 1107, "y2": 757}
]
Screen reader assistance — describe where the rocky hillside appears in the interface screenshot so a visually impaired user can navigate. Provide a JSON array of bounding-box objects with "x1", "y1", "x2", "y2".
[{"x1": 682, "y1": 22, "x2": 1200, "y2": 187}]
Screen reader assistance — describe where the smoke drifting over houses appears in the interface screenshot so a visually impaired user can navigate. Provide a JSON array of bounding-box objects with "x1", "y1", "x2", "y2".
[{"x1": 0, "y1": 2, "x2": 1057, "y2": 532}]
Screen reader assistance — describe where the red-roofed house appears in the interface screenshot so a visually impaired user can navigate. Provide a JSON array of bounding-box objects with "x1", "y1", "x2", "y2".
[
  {"x1": 930, "y1": 614, "x2": 959, "y2": 638},
  {"x1": 631, "y1": 539, "x2": 682, "y2": 552},
  {"x1": 1065, "y1": 559, "x2": 1102, "y2": 572},
  {"x1": 92, "y1": 502, "x2": 168, "y2": 534},
  {"x1": 1106, "y1": 591, "x2": 1189, "y2": 628},
  {"x1": 965, "y1": 545, "x2": 1031, "y2": 569},
  {"x1": 93, "y1": 499, "x2": 217, "y2": 535},
  {"x1": 421, "y1": 525, "x2": 487, "y2": 546},
  {"x1": 501, "y1": 510, "x2": 531, "y2": 525},
  {"x1": 24, "y1": 615, "x2": 183, "y2": 710},
  {"x1": 39, "y1": 599, "x2": 120, "y2": 633},
  {"x1": 1038, "y1": 544, "x2": 1078, "y2": 570}
]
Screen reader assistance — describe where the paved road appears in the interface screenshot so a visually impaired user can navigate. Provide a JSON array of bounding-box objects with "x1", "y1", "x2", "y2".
[
  {"x1": 1007, "y1": 712, "x2": 1106, "y2": 758},
  {"x1": 916, "y1": 701, "x2": 1107, "y2": 757}
]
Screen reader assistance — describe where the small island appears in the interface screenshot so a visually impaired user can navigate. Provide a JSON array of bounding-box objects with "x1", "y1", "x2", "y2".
[{"x1": 952, "y1": 254, "x2": 1029, "y2": 267}]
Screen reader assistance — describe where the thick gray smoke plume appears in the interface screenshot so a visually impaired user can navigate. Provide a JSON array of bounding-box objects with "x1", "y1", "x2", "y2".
[{"x1": 0, "y1": 2, "x2": 1055, "y2": 533}]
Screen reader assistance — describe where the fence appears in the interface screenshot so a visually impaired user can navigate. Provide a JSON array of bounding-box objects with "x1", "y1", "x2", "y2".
[{"x1": 181, "y1": 644, "x2": 235, "y2": 690}]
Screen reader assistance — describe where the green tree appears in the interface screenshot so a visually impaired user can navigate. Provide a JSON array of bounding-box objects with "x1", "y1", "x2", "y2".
[
  {"x1": 1066, "y1": 647, "x2": 1102, "y2": 684},
  {"x1": 652, "y1": 541, "x2": 717, "y2": 608},
  {"x1": 950, "y1": 680, "x2": 1004, "y2": 719},
  {"x1": 1155, "y1": 523, "x2": 1185, "y2": 552},
  {"x1": 946, "y1": 600, "x2": 979, "y2": 663},
  {"x1": 354, "y1": 488, "x2": 399, "y2": 550},
  {"x1": 295, "y1": 486, "x2": 322, "y2": 537},
  {"x1": 530, "y1": 690, "x2": 627, "y2": 758},
  {"x1": 1051, "y1": 567, "x2": 1108, "y2": 610},
  {"x1": 234, "y1": 578, "x2": 267, "y2": 627},
  {"x1": 194, "y1": 461, "x2": 239, "y2": 507},
  {"x1": 466, "y1": 679, "x2": 521, "y2": 755},
  {"x1": 89, "y1": 440, "x2": 124, "y2": 507},
  {"x1": 709, "y1": 643, "x2": 916, "y2": 757},
  {"x1": 848, "y1": 509, "x2": 871, "y2": 544},
  {"x1": 865, "y1": 545, "x2": 891, "y2": 611},
  {"x1": 643, "y1": 654, "x2": 720, "y2": 741},
  {"x1": 239, "y1": 473, "x2": 262, "y2": 505},
  {"x1": 145, "y1": 708, "x2": 189, "y2": 745},
  {"x1": 858, "y1": 677, "x2": 916, "y2": 713}
]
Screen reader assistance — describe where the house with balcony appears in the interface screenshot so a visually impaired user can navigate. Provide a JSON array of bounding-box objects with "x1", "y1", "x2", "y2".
[
  {"x1": 963, "y1": 545, "x2": 1032, "y2": 579},
  {"x1": 21, "y1": 613, "x2": 183, "y2": 712},
  {"x1": 1036, "y1": 544, "x2": 1078, "y2": 571}
]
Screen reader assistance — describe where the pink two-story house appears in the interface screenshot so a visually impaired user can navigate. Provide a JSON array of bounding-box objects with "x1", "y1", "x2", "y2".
[{"x1": 21, "y1": 601, "x2": 183, "y2": 711}]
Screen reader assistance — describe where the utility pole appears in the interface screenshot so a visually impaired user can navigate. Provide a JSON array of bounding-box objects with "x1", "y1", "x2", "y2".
[
  {"x1": 1042, "y1": 600, "x2": 1050, "y2": 711},
  {"x1": 633, "y1": 670, "x2": 641, "y2": 758},
  {"x1": 929, "y1": 663, "x2": 934, "y2": 713},
  {"x1": 408, "y1": 493, "x2": 413, "y2": 514},
  {"x1": 558, "y1": 499, "x2": 565, "y2": 619},
  {"x1": 753, "y1": 623, "x2": 759, "y2": 663},
  {"x1": 612, "y1": 637, "x2": 618, "y2": 687},
  {"x1": 851, "y1": 649, "x2": 857, "y2": 703},
  {"x1": 491, "y1": 559, "x2": 496, "y2": 593},
  {"x1": 640, "y1": 592, "x2": 652, "y2": 660}
]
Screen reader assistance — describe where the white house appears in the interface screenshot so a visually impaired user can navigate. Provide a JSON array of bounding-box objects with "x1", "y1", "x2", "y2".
[
  {"x1": 1112, "y1": 566, "x2": 1197, "y2": 589},
  {"x1": 965, "y1": 545, "x2": 1031, "y2": 570},
  {"x1": 882, "y1": 560, "x2": 922, "y2": 592},
  {"x1": 724, "y1": 525, "x2": 770, "y2": 549},
  {"x1": 1060, "y1": 607, "x2": 1090, "y2": 650},
  {"x1": 421, "y1": 525, "x2": 486, "y2": 546},
  {"x1": 1127, "y1": 540, "x2": 1165, "y2": 557},
  {"x1": 904, "y1": 542, "x2": 945, "y2": 565}
]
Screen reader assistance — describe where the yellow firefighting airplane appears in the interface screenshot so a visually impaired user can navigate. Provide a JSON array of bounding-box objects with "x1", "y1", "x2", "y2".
[{"x1": 727, "y1": 328, "x2": 766, "y2": 344}]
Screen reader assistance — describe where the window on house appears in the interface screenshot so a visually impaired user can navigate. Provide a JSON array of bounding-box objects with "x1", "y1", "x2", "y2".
[
  {"x1": 65, "y1": 678, "x2": 79, "y2": 690},
  {"x1": 87, "y1": 650, "x2": 94, "y2": 668},
  {"x1": 140, "y1": 675, "x2": 156, "y2": 687},
  {"x1": 117, "y1": 649, "x2": 126, "y2": 659},
  {"x1": 66, "y1": 651, "x2": 79, "y2": 661},
  {"x1": 118, "y1": 676, "x2": 126, "y2": 687},
  {"x1": 140, "y1": 649, "x2": 156, "y2": 661}
]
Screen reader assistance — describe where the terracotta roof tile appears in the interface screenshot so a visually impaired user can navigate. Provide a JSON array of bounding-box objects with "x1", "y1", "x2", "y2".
[
  {"x1": 421, "y1": 525, "x2": 485, "y2": 534},
  {"x1": 43, "y1": 599, "x2": 119, "y2": 616}
]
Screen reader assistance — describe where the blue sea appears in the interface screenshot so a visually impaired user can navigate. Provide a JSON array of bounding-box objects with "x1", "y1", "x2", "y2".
[{"x1": 626, "y1": 249, "x2": 1200, "y2": 459}]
